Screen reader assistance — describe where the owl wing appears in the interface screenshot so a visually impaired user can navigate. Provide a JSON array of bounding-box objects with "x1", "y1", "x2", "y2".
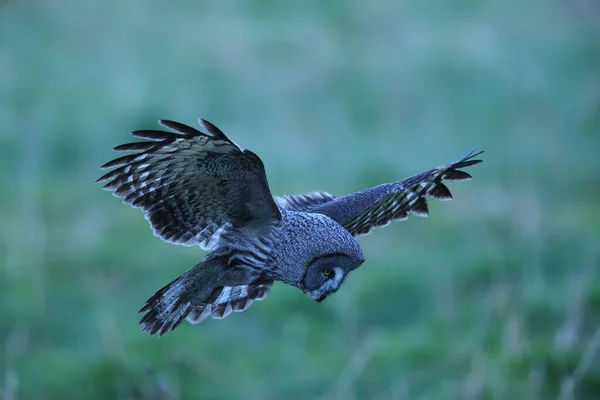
[
  {"x1": 186, "y1": 281, "x2": 273, "y2": 324},
  {"x1": 138, "y1": 250, "x2": 275, "y2": 335},
  {"x1": 292, "y1": 149, "x2": 483, "y2": 236},
  {"x1": 139, "y1": 279, "x2": 273, "y2": 335},
  {"x1": 97, "y1": 119, "x2": 281, "y2": 248}
]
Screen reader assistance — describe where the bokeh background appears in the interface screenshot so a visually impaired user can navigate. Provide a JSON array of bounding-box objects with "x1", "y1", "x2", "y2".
[{"x1": 2, "y1": 1, "x2": 599, "y2": 399}]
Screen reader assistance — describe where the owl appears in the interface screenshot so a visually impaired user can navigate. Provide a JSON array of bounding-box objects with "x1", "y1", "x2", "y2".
[{"x1": 97, "y1": 119, "x2": 483, "y2": 335}]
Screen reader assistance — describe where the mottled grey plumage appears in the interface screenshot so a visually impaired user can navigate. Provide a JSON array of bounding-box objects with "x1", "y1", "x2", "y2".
[{"x1": 97, "y1": 118, "x2": 483, "y2": 335}]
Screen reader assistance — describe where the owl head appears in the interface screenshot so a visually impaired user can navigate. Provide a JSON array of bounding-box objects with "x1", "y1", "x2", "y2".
[{"x1": 300, "y1": 254, "x2": 364, "y2": 302}]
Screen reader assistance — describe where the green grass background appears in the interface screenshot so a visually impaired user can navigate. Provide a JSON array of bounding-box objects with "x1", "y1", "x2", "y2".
[{"x1": 1, "y1": 0, "x2": 599, "y2": 399}]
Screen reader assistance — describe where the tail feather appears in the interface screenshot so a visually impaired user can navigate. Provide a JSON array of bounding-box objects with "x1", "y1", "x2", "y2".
[
  {"x1": 139, "y1": 259, "x2": 223, "y2": 336},
  {"x1": 185, "y1": 281, "x2": 273, "y2": 324},
  {"x1": 139, "y1": 256, "x2": 275, "y2": 335}
]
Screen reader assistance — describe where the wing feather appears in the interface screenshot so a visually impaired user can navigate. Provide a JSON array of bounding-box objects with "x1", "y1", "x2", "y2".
[
  {"x1": 275, "y1": 191, "x2": 337, "y2": 212},
  {"x1": 97, "y1": 119, "x2": 281, "y2": 248},
  {"x1": 186, "y1": 281, "x2": 274, "y2": 324},
  {"x1": 309, "y1": 149, "x2": 483, "y2": 236}
]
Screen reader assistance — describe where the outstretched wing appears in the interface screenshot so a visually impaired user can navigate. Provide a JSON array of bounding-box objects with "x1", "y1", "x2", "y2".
[
  {"x1": 303, "y1": 149, "x2": 483, "y2": 236},
  {"x1": 96, "y1": 119, "x2": 281, "y2": 248}
]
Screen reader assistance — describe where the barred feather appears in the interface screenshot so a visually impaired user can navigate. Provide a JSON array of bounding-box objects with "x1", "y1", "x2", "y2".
[
  {"x1": 97, "y1": 119, "x2": 281, "y2": 248},
  {"x1": 275, "y1": 191, "x2": 337, "y2": 212},
  {"x1": 138, "y1": 251, "x2": 273, "y2": 335},
  {"x1": 310, "y1": 149, "x2": 483, "y2": 236},
  {"x1": 184, "y1": 282, "x2": 272, "y2": 324}
]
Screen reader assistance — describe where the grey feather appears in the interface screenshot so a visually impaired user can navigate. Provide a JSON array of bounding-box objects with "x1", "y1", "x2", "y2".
[
  {"x1": 139, "y1": 252, "x2": 272, "y2": 335},
  {"x1": 186, "y1": 281, "x2": 273, "y2": 323},
  {"x1": 138, "y1": 256, "x2": 225, "y2": 336},
  {"x1": 309, "y1": 149, "x2": 484, "y2": 236},
  {"x1": 96, "y1": 119, "x2": 281, "y2": 248},
  {"x1": 275, "y1": 191, "x2": 337, "y2": 212}
]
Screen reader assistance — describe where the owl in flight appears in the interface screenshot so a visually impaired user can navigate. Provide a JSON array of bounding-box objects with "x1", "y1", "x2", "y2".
[{"x1": 97, "y1": 119, "x2": 483, "y2": 335}]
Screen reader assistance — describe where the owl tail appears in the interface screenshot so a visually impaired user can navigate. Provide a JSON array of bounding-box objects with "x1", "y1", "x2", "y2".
[{"x1": 138, "y1": 256, "x2": 225, "y2": 336}]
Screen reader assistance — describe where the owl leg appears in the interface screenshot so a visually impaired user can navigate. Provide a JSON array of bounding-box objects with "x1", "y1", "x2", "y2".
[{"x1": 138, "y1": 254, "x2": 231, "y2": 336}]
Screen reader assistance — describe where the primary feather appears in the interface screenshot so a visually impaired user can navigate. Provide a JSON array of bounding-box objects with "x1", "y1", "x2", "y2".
[
  {"x1": 96, "y1": 119, "x2": 281, "y2": 248},
  {"x1": 281, "y1": 149, "x2": 483, "y2": 236}
]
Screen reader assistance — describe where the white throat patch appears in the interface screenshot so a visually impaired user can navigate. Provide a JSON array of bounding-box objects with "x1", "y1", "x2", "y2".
[{"x1": 307, "y1": 267, "x2": 345, "y2": 300}]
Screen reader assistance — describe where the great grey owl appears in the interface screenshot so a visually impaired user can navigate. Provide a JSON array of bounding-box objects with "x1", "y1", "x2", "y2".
[{"x1": 97, "y1": 118, "x2": 483, "y2": 335}]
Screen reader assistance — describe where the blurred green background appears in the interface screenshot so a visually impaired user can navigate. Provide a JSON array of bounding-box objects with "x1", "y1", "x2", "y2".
[{"x1": 1, "y1": 0, "x2": 599, "y2": 399}]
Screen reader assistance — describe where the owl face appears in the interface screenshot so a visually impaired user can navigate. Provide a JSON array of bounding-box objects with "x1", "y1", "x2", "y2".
[{"x1": 300, "y1": 254, "x2": 364, "y2": 302}]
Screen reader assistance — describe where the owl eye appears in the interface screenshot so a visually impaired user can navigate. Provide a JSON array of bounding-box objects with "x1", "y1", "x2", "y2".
[{"x1": 322, "y1": 268, "x2": 334, "y2": 277}]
